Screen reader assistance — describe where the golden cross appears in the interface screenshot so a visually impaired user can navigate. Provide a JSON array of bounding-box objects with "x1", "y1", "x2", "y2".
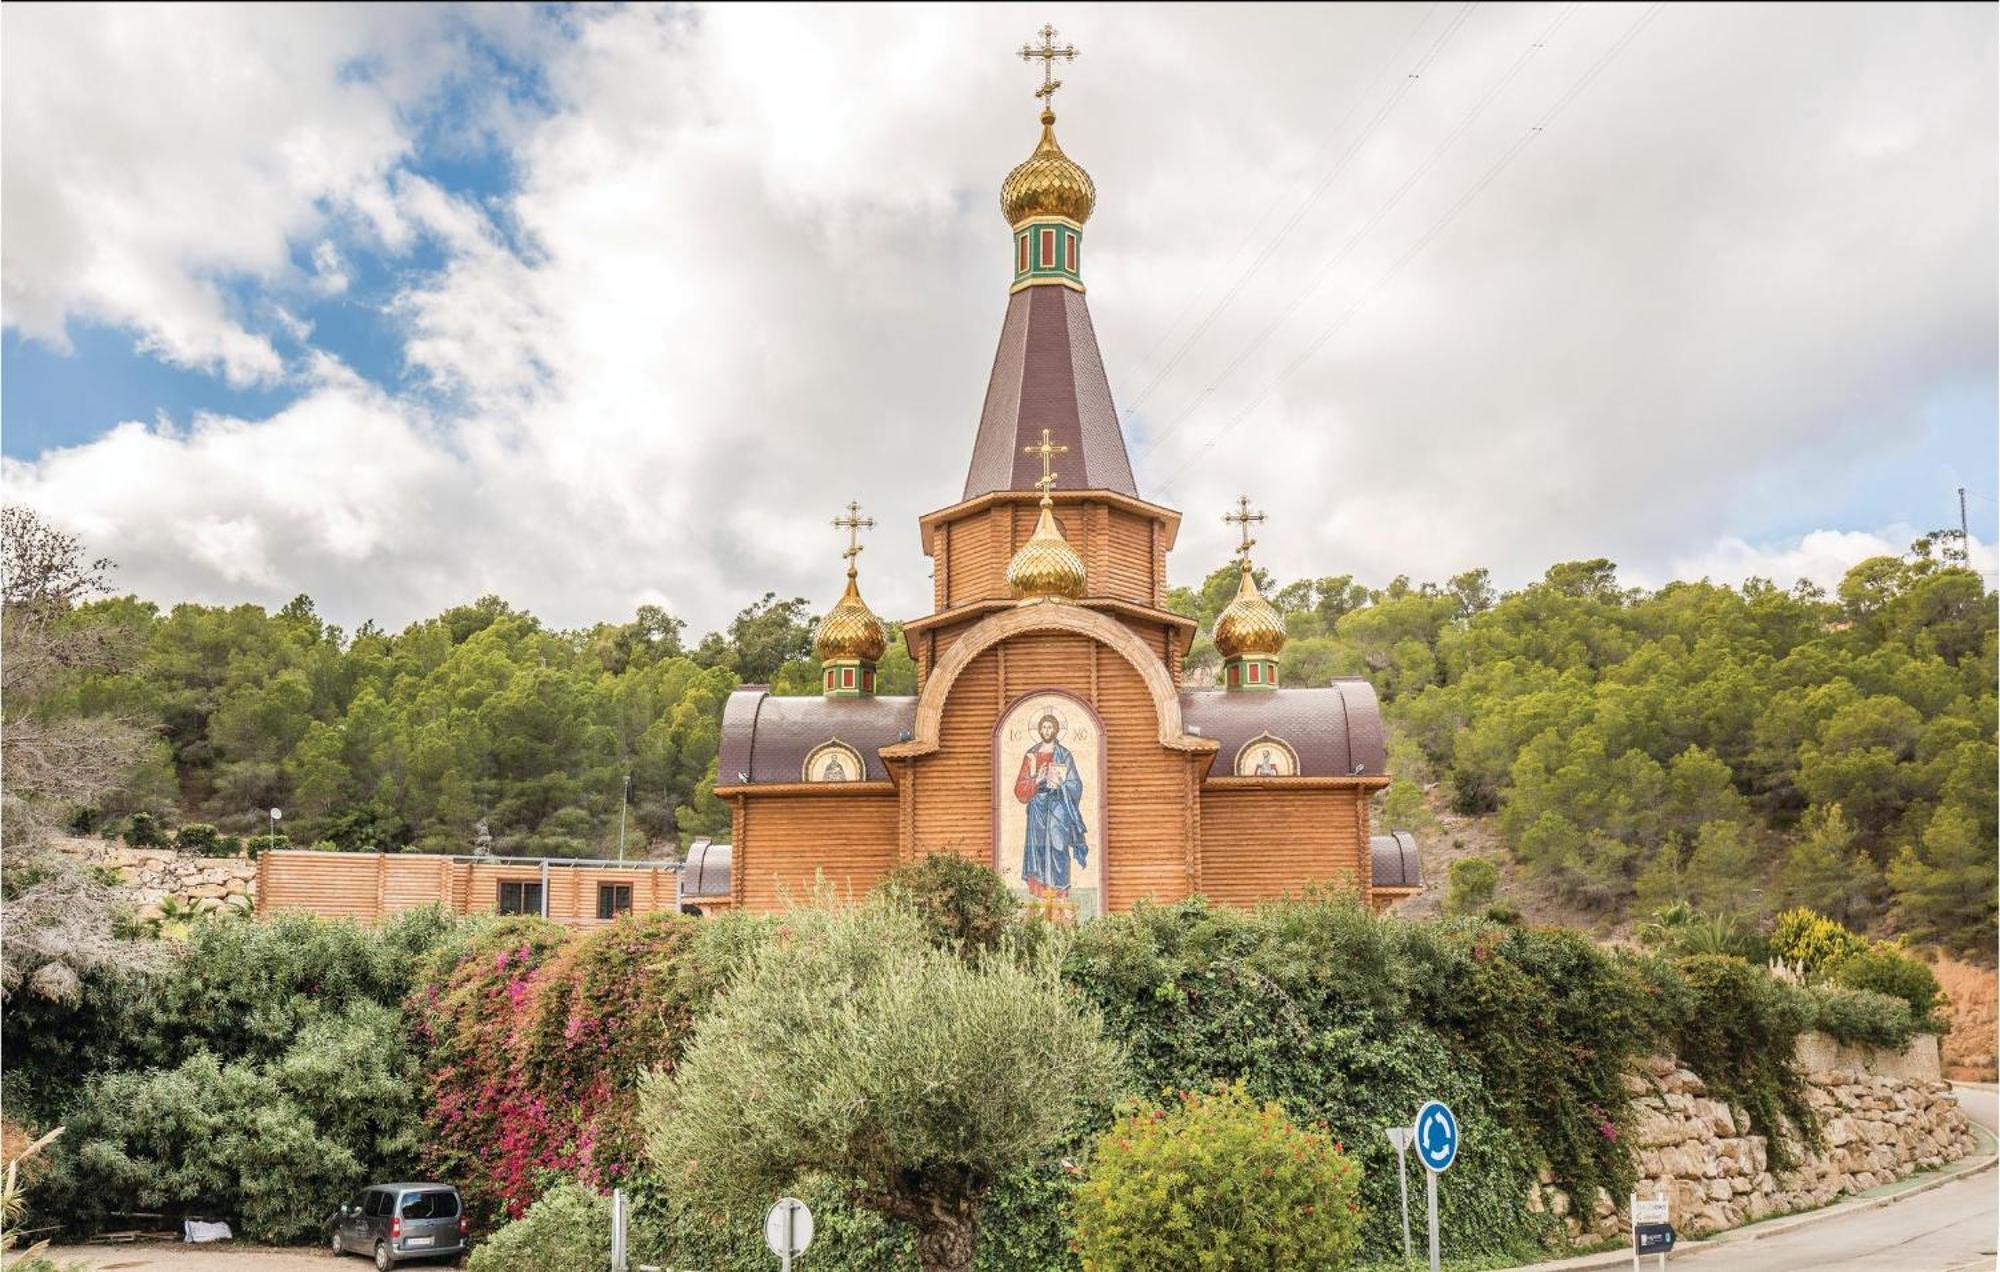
[
  {"x1": 1224, "y1": 495, "x2": 1266, "y2": 563},
  {"x1": 1023, "y1": 427, "x2": 1069, "y2": 498},
  {"x1": 832, "y1": 500, "x2": 875, "y2": 569},
  {"x1": 1018, "y1": 23, "x2": 1077, "y2": 108}
]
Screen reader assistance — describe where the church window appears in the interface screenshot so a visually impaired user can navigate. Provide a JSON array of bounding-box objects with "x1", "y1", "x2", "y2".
[
  {"x1": 842, "y1": 667, "x2": 855, "y2": 688},
  {"x1": 1041, "y1": 228, "x2": 1055, "y2": 267},
  {"x1": 1066, "y1": 231, "x2": 1077, "y2": 270},
  {"x1": 1018, "y1": 234, "x2": 1029, "y2": 273}
]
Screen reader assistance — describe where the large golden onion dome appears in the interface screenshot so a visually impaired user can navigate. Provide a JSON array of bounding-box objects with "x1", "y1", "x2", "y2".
[
  {"x1": 813, "y1": 569, "x2": 887, "y2": 663},
  {"x1": 1000, "y1": 110, "x2": 1096, "y2": 227},
  {"x1": 1006, "y1": 500, "x2": 1088, "y2": 600},
  {"x1": 1213, "y1": 562, "x2": 1288, "y2": 658}
]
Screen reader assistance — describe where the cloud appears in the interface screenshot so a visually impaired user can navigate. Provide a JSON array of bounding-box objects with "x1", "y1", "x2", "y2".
[
  {"x1": 3, "y1": 4, "x2": 1994, "y2": 635},
  {"x1": 1658, "y1": 526, "x2": 1997, "y2": 594}
]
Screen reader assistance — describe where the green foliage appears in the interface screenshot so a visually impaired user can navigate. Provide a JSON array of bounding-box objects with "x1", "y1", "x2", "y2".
[
  {"x1": 32, "y1": 999, "x2": 419, "y2": 1242},
  {"x1": 1062, "y1": 896, "x2": 1636, "y2": 1263},
  {"x1": 1778, "y1": 804, "x2": 1884, "y2": 927},
  {"x1": 1805, "y1": 984, "x2": 1920, "y2": 1049},
  {"x1": 873, "y1": 853, "x2": 1022, "y2": 959},
  {"x1": 1829, "y1": 946, "x2": 1946, "y2": 1032},
  {"x1": 1664, "y1": 956, "x2": 1817, "y2": 1170},
  {"x1": 1071, "y1": 1082, "x2": 1364, "y2": 1272},
  {"x1": 1635, "y1": 903, "x2": 1764, "y2": 961},
  {"x1": 1444, "y1": 857, "x2": 1499, "y2": 916},
  {"x1": 122, "y1": 812, "x2": 167, "y2": 848},
  {"x1": 467, "y1": 1180, "x2": 658, "y2": 1272},
  {"x1": 1768, "y1": 907, "x2": 1869, "y2": 978},
  {"x1": 6, "y1": 909, "x2": 464, "y2": 1239},
  {"x1": 171, "y1": 823, "x2": 220, "y2": 855},
  {"x1": 641, "y1": 898, "x2": 1121, "y2": 1272}
]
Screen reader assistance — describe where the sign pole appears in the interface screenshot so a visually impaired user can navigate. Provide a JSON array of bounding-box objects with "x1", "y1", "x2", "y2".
[
  {"x1": 1385, "y1": 1126, "x2": 1413, "y2": 1264},
  {"x1": 1426, "y1": 1166, "x2": 1440, "y2": 1272}
]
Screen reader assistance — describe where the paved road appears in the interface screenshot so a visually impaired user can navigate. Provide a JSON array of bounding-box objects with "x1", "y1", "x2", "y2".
[{"x1": 1668, "y1": 1084, "x2": 1997, "y2": 1272}]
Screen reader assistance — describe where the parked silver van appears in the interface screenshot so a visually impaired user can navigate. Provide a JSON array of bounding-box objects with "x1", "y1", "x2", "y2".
[{"x1": 332, "y1": 1182, "x2": 467, "y2": 1269}]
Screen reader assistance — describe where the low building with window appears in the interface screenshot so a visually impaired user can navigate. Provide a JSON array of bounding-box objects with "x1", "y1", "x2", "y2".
[{"x1": 253, "y1": 849, "x2": 683, "y2": 929}]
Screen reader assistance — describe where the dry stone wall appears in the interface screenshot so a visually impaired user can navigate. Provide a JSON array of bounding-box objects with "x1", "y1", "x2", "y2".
[
  {"x1": 66, "y1": 841, "x2": 257, "y2": 921},
  {"x1": 1532, "y1": 1038, "x2": 1978, "y2": 1243}
]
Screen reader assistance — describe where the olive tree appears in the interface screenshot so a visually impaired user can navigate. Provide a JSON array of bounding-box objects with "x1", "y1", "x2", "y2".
[{"x1": 640, "y1": 898, "x2": 1120, "y2": 1272}]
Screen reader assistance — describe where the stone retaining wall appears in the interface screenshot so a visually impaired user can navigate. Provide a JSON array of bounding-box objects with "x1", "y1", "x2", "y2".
[
  {"x1": 69, "y1": 842, "x2": 257, "y2": 921},
  {"x1": 1533, "y1": 1037, "x2": 1978, "y2": 1243}
]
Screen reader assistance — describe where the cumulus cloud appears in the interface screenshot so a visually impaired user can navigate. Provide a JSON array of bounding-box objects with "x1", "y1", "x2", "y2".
[
  {"x1": 3, "y1": 4, "x2": 1994, "y2": 633},
  {"x1": 1658, "y1": 526, "x2": 1997, "y2": 594}
]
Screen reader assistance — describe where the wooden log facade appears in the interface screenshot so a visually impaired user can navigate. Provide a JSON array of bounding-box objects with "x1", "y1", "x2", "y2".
[
  {"x1": 712, "y1": 100, "x2": 1417, "y2": 916},
  {"x1": 255, "y1": 850, "x2": 682, "y2": 928}
]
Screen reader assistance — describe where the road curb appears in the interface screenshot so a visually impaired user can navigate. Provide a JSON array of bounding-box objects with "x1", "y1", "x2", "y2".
[{"x1": 1497, "y1": 1149, "x2": 1999, "y2": 1272}]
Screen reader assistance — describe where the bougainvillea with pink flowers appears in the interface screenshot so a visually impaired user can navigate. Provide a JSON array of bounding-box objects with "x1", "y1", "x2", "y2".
[{"x1": 408, "y1": 911, "x2": 744, "y2": 1223}]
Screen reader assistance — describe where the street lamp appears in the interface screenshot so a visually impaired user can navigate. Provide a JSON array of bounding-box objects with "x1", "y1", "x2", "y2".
[
  {"x1": 617, "y1": 774, "x2": 631, "y2": 863},
  {"x1": 269, "y1": 807, "x2": 282, "y2": 856}
]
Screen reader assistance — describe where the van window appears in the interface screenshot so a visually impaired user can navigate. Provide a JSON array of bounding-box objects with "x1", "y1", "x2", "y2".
[
  {"x1": 364, "y1": 1190, "x2": 388, "y2": 1217},
  {"x1": 400, "y1": 1190, "x2": 460, "y2": 1219}
]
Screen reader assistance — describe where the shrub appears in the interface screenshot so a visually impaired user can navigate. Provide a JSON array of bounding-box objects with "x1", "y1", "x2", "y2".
[
  {"x1": 1664, "y1": 956, "x2": 1817, "y2": 1169},
  {"x1": 1444, "y1": 857, "x2": 1499, "y2": 916},
  {"x1": 1830, "y1": 946, "x2": 1946, "y2": 1032},
  {"x1": 467, "y1": 1181, "x2": 631, "y2": 1272},
  {"x1": 1807, "y1": 984, "x2": 1919, "y2": 1049},
  {"x1": 874, "y1": 852, "x2": 1021, "y2": 959},
  {"x1": 641, "y1": 898, "x2": 1120, "y2": 1272},
  {"x1": 172, "y1": 823, "x2": 221, "y2": 855},
  {"x1": 1072, "y1": 1082, "x2": 1364, "y2": 1271},
  {"x1": 1768, "y1": 907, "x2": 1868, "y2": 978},
  {"x1": 122, "y1": 812, "x2": 167, "y2": 849}
]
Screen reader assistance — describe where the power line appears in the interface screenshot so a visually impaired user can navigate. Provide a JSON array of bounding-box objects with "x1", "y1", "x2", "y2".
[
  {"x1": 1117, "y1": 2, "x2": 1481, "y2": 422},
  {"x1": 1155, "y1": 2, "x2": 1669, "y2": 499},
  {"x1": 1134, "y1": 2, "x2": 1581, "y2": 466},
  {"x1": 1112, "y1": 2, "x2": 1444, "y2": 402}
]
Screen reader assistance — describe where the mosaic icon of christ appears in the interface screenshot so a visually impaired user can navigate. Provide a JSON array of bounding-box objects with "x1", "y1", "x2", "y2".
[{"x1": 1012, "y1": 712, "x2": 1090, "y2": 901}]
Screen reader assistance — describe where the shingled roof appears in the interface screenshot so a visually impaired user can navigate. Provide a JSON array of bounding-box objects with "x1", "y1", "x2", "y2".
[
  {"x1": 1180, "y1": 679, "x2": 1387, "y2": 779},
  {"x1": 716, "y1": 689, "x2": 916, "y2": 784},
  {"x1": 962, "y1": 285, "x2": 1138, "y2": 499},
  {"x1": 1370, "y1": 830, "x2": 1423, "y2": 891}
]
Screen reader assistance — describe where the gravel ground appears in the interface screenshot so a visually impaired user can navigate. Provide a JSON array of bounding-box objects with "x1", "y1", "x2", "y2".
[{"x1": 20, "y1": 1242, "x2": 420, "y2": 1271}]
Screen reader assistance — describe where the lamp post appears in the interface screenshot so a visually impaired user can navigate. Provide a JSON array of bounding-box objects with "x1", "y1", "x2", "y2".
[
  {"x1": 618, "y1": 774, "x2": 630, "y2": 863},
  {"x1": 268, "y1": 807, "x2": 282, "y2": 856}
]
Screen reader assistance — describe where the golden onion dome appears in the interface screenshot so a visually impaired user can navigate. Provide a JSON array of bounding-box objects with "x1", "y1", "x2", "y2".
[
  {"x1": 1006, "y1": 500, "x2": 1088, "y2": 600},
  {"x1": 1000, "y1": 110, "x2": 1096, "y2": 227},
  {"x1": 1213, "y1": 562, "x2": 1288, "y2": 658},
  {"x1": 813, "y1": 569, "x2": 888, "y2": 663}
]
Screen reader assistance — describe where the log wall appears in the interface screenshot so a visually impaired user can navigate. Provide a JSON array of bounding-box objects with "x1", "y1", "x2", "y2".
[
  {"x1": 254, "y1": 850, "x2": 679, "y2": 929},
  {"x1": 1197, "y1": 786, "x2": 1371, "y2": 907},
  {"x1": 730, "y1": 792, "x2": 900, "y2": 911}
]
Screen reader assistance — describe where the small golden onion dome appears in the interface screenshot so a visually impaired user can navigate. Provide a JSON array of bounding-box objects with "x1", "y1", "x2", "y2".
[
  {"x1": 813, "y1": 569, "x2": 887, "y2": 663},
  {"x1": 1000, "y1": 110, "x2": 1096, "y2": 227},
  {"x1": 1213, "y1": 562, "x2": 1288, "y2": 658},
  {"x1": 1006, "y1": 500, "x2": 1088, "y2": 600}
]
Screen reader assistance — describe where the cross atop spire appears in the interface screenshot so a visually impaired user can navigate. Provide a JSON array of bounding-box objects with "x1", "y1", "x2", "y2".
[
  {"x1": 1018, "y1": 23, "x2": 1077, "y2": 110},
  {"x1": 1023, "y1": 427, "x2": 1069, "y2": 500},
  {"x1": 1224, "y1": 495, "x2": 1266, "y2": 565},
  {"x1": 832, "y1": 500, "x2": 876, "y2": 574}
]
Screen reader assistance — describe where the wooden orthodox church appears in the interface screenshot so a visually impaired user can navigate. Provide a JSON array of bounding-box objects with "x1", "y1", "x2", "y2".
[{"x1": 714, "y1": 40, "x2": 1418, "y2": 918}]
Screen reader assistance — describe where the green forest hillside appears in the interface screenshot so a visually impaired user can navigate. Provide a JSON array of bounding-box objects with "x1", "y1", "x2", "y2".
[{"x1": 31, "y1": 525, "x2": 1998, "y2": 954}]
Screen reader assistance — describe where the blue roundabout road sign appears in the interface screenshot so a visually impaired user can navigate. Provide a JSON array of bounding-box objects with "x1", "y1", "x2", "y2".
[{"x1": 1414, "y1": 1099, "x2": 1459, "y2": 1173}]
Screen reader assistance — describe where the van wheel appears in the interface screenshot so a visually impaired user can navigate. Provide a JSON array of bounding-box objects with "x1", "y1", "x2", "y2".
[
  {"x1": 331, "y1": 1230, "x2": 344, "y2": 1256},
  {"x1": 374, "y1": 1242, "x2": 394, "y2": 1271}
]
